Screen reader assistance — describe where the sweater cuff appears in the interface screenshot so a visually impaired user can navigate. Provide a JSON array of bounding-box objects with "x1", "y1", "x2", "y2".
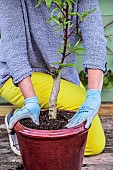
[
  {"x1": 12, "y1": 69, "x2": 33, "y2": 86},
  {"x1": 83, "y1": 62, "x2": 107, "y2": 74}
]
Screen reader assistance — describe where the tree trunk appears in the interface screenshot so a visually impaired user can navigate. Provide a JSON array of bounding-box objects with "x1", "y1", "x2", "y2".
[{"x1": 49, "y1": 73, "x2": 61, "y2": 119}]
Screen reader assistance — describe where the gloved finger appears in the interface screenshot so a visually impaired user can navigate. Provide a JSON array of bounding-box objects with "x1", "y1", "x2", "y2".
[
  {"x1": 65, "y1": 116, "x2": 87, "y2": 128},
  {"x1": 65, "y1": 118, "x2": 78, "y2": 128},
  {"x1": 84, "y1": 105, "x2": 100, "y2": 129},
  {"x1": 65, "y1": 116, "x2": 82, "y2": 128},
  {"x1": 9, "y1": 112, "x2": 31, "y2": 129},
  {"x1": 90, "y1": 106, "x2": 100, "y2": 120},
  {"x1": 68, "y1": 113, "x2": 78, "y2": 122},
  {"x1": 85, "y1": 118, "x2": 92, "y2": 129},
  {"x1": 71, "y1": 117, "x2": 87, "y2": 128},
  {"x1": 29, "y1": 114, "x2": 39, "y2": 125}
]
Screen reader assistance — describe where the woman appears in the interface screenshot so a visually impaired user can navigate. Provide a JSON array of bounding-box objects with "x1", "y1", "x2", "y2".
[{"x1": 0, "y1": 0, "x2": 107, "y2": 156}]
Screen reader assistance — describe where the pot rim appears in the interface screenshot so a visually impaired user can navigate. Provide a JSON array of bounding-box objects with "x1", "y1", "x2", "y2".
[{"x1": 14, "y1": 121, "x2": 88, "y2": 139}]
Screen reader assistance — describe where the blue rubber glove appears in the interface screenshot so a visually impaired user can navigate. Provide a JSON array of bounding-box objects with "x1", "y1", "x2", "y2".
[
  {"x1": 65, "y1": 89, "x2": 101, "y2": 129},
  {"x1": 9, "y1": 96, "x2": 40, "y2": 129}
]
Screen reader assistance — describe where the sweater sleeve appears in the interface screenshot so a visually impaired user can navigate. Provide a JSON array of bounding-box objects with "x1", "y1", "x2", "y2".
[
  {"x1": 78, "y1": 0, "x2": 107, "y2": 73},
  {"x1": 0, "y1": 0, "x2": 32, "y2": 85}
]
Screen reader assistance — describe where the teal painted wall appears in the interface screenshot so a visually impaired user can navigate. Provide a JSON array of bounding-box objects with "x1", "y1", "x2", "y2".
[
  {"x1": 99, "y1": 0, "x2": 113, "y2": 102},
  {"x1": 76, "y1": 0, "x2": 113, "y2": 102},
  {"x1": 0, "y1": 0, "x2": 113, "y2": 103}
]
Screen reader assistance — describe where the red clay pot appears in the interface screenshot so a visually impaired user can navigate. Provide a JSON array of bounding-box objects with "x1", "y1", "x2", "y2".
[{"x1": 14, "y1": 121, "x2": 88, "y2": 170}]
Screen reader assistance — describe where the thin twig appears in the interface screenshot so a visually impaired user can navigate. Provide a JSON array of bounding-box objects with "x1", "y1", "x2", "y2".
[
  {"x1": 55, "y1": 4, "x2": 66, "y2": 18},
  {"x1": 104, "y1": 21, "x2": 113, "y2": 29},
  {"x1": 67, "y1": 25, "x2": 78, "y2": 39},
  {"x1": 60, "y1": 3, "x2": 69, "y2": 64}
]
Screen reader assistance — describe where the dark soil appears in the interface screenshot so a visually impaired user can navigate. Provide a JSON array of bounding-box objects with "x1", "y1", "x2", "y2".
[{"x1": 20, "y1": 110, "x2": 75, "y2": 130}]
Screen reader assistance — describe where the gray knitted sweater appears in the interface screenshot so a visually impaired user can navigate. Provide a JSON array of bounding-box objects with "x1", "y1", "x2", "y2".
[{"x1": 0, "y1": 0, "x2": 107, "y2": 87}]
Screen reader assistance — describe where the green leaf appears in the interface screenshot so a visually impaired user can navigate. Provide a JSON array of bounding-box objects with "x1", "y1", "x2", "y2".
[
  {"x1": 109, "y1": 75, "x2": 113, "y2": 85},
  {"x1": 51, "y1": 8, "x2": 59, "y2": 16},
  {"x1": 79, "y1": 70, "x2": 87, "y2": 79},
  {"x1": 53, "y1": 62, "x2": 76, "y2": 68},
  {"x1": 68, "y1": 23, "x2": 73, "y2": 28},
  {"x1": 81, "y1": 8, "x2": 96, "y2": 20},
  {"x1": 104, "y1": 82, "x2": 113, "y2": 89},
  {"x1": 79, "y1": 70, "x2": 88, "y2": 86},
  {"x1": 53, "y1": 62, "x2": 62, "y2": 65},
  {"x1": 35, "y1": 0, "x2": 43, "y2": 8},
  {"x1": 71, "y1": 0, "x2": 75, "y2": 4},
  {"x1": 53, "y1": 62, "x2": 65, "y2": 68},
  {"x1": 45, "y1": 0, "x2": 53, "y2": 8},
  {"x1": 86, "y1": 8, "x2": 96, "y2": 15},
  {"x1": 74, "y1": 39, "x2": 81, "y2": 47},
  {"x1": 66, "y1": 0, "x2": 71, "y2": 6},
  {"x1": 53, "y1": 0, "x2": 62, "y2": 7},
  {"x1": 74, "y1": 47, "x2": 86, "y2": 51},
  {"x1": 67, "y1": 41, "x2": 71, "y2": 51},
  {"x1": 63, "y1": 63, "x2": 76, "y2": 67},
  {"x1": 70, "y1": 12, "x2": 81, "y2": 17},
  {"x1": 58, "y1": 47, "x2": 63, "y2": 53},
  {"x1": 106, "y1": 70, "x2": 112, "y2": 76},
  {"x1": 103, "y1": 76, "x2": 109, "y2": 85}
]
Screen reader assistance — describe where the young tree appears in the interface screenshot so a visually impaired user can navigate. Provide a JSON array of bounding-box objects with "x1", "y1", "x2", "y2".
[{"x1": 36, "y1": 0, "x2": 95, "y2": 120}]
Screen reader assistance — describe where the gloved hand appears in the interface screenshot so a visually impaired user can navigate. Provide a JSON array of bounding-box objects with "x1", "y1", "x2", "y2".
[
  {"x1": 65, "y1": 89, "x2": 101, "y2": 129},
  {"x1": 9, "y1": 96, "x2": 40, "y2": 129}
]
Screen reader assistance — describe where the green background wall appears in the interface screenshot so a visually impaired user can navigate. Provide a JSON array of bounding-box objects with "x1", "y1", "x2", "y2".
[
  {"x1": 0, "y1": 0, "x2": 113, "y2": 104},
  {"x1": 100, "y1": 0, "x2": 113, "y2": 102},
  {"x1": 76, "y1": 0, "x2": 113, "y2": 102}
]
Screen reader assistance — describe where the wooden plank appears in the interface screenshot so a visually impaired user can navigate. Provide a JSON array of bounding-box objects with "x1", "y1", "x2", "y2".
[
  {"x1": 0, "y1": 105, "x2": 15, "y2": 116},
  {"x1": 0, "y1": 103, "x2": 113, "y2": 116},
  {"x1": 83, "y1": 153, "x2": 113, "y2": 170},
  {"x1": 83, "y1": 115, "x2": 113, "y2": 169},
  {"x1": 99, "y1": 104, "x2": 113, "y2": 116}
]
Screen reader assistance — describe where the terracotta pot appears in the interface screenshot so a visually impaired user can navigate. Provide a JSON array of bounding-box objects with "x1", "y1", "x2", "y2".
[{"x1": 14, "y1": 119, "x2": 88, "y2": 170}]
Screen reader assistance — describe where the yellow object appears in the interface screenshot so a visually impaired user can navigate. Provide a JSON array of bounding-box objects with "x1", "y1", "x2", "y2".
[{"x1": 0, "y1": 72, "x2": 105, "y2": 156}]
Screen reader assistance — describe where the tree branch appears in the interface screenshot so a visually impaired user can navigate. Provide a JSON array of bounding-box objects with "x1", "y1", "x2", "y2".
[{"x1": 60, "y1": 3, "x2": 69, "y2": 64}]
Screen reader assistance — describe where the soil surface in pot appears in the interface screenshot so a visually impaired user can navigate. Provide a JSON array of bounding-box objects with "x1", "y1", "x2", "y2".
[{"x1": 20, "y1": 110, "x2": 75, "y2": 130}]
